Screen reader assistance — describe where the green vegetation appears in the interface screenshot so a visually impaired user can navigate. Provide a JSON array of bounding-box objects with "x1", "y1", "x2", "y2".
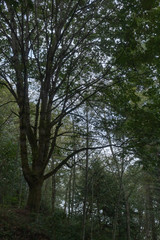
[{"x1": 0, "y1": 0, "x2": 160, "y2": 239}]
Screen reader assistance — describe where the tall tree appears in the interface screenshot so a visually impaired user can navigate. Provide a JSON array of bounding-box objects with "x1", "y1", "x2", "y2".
[
  {"x1": 82, "y1": 103, "x2": 89, "y2": 240},
  {"x1": 0, "y1": 0, "x2": 116, "y2": 211}
]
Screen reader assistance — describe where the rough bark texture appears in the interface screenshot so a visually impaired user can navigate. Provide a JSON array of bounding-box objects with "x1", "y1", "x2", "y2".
[{"x1": 26, "y1": 180, "x2": 43, "y2": 212}]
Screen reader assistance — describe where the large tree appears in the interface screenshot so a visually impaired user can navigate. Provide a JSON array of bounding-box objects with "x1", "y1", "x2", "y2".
[{"x1": 0, "y1": 0, "x2": 117, "y2": 211}]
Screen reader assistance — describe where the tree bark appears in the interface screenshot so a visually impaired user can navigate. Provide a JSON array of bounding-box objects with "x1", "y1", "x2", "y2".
[
  {"x1": 82, "y1": 104, "x2": 89, "y2": 240},
  {"x1": 68, "y1": 170, "x2": 72, "y2": 217},
  {"x1": 123, "y1": 190, "x2": 131, "y2": 240},
  {"x1": 52, "y1": 173, "x2": 56, "y2": 213},
  {"x1": 51, "y1": 159, "x2": 56, "y2": 213},
  {"x1": 26, "y1": 180, "x2": 43, "y2": 212},
  {"x1": 90, "y1": 175, "x2": 94, "y2": 240},
  {"x1": 112, "y1": 196, "x2": 120, "y2": 240},
  {"x1": 64, "y1": 183, "x2": 68, "y2": 215},
  {"x1": 144, "y1": 178, "x2": 157, "y2": 240},
  {"x1": 71, "y1": 157, "x2": 76, "y2": 215}
]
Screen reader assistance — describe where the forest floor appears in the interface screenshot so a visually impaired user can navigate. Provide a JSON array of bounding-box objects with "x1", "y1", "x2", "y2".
[
  {"x1": 0, "y1": 206, "x2": 112, "y2": 240},
  {"x1": 0, "y1": 207, "x2": 50, "y2": 240}
]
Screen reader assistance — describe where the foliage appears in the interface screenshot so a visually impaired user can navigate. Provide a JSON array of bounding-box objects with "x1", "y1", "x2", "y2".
[{"x1": 0, "y1": 0, "x2": 160, "y2": 239}]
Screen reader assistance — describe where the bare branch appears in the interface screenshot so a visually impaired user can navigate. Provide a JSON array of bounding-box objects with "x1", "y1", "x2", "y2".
[
  {"x1": 44, "y1": 143, "x2": 123, "y2": 180},
  {"x1": 0, "y1": 100, "x2": 16, "y2": 108}
]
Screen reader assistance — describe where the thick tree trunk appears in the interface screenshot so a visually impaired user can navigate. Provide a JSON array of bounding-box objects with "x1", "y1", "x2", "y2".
[{"x1": 26, "y1": 180, "x2": 43, "y2": 212}]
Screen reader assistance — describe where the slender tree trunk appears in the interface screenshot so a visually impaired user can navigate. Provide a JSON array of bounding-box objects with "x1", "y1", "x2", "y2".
[
  {"x1": 123, "y1": 189, "x2": 131, "y2": 240},
  {"x1": 68, "y1": 170, "x2": 72, "y2": 217},
  {"x1": 138, "y1": 208, "x2": 143, "y2": 238},
  {"x1": 64, "y1": 184, "x2": 68, "y2": 215},
  {"x1": 106, "y1": 128, "x2": 124, "y2": 240},
  {"x1": 51, "y1": 159, "x2": 56, "y2": 213},
  {"x1": 18, "y1": 172, "x2": 23, "y2": 208},
  {"x1": 149, "y1": 192, "x2": 157, "y2": 240},
  {"x1": 144, "y1": 183, "x2": 151, "y2": 240},
  {"x1": 71, "y1": 157, "x2": 76, "y2": 215},
  {"x1": 52, "y1": 173, "x2": 56, "y2": 213},
  {"x1": 112, "y1": 196, "x2": 121, "y2": 240},
  {"x1": 82, "y1": 104, "x2": 89, "y2": 240},
  {"x1": 144, "y1": 179, "x2": 157, "y2": 240},
  {"x1": 71, "y1": 117, "x2": 76, "y2": 215},
  {"x1": 90, "y1": 175, "x2": 94, "y2": 240}
]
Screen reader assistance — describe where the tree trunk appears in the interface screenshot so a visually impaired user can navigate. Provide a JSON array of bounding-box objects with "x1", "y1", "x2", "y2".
[
  {"x1": 51, "y1": 159, "x2": 56, "y2": 213},
  {"x1": 71, "y1": 157, "x2": 76, "y2": 215},
  {"x1": 90, "y1": 175, "x2": 94, "y2": 240},
  {"x1": 71, "y1": 118, "x2": 76, "y2": 216},
  {"x1": 82, "y1": 104, "x2": 89, "y2": 240},
  {"x1": 18, "y1": 172, "x2": 23, "y2": 208},
  {"x1": 26, "y1": 180, "x2": 43, "y2": 212},
  {"x1": 52, "y1": 173, "x2": 56, "y2": 213},
  {"x1": 149, "y1": 193, "x2": 157, "y2": 240},
  {"x1": 124, "y1": 193, "x2": 131, "y2": 240},
  {"x1": 68, "y1": 170, "x2": 72, "y2": 217},
  {"x1": 64, "y1": 184, "x2": 68, "y2": 214},
  {"x1": 145, "y1": 181, "x2": 157, "y2": 240}
]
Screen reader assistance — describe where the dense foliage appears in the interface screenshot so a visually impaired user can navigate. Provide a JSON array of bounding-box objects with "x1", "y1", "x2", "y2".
[{"x1": 0, "y1": 0, "x2": 160, "y2": 239}]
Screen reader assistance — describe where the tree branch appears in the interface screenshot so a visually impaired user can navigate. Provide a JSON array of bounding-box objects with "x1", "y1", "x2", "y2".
[{"x1": 43, "y1": 143, "x2": 123, "y2": 180}]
